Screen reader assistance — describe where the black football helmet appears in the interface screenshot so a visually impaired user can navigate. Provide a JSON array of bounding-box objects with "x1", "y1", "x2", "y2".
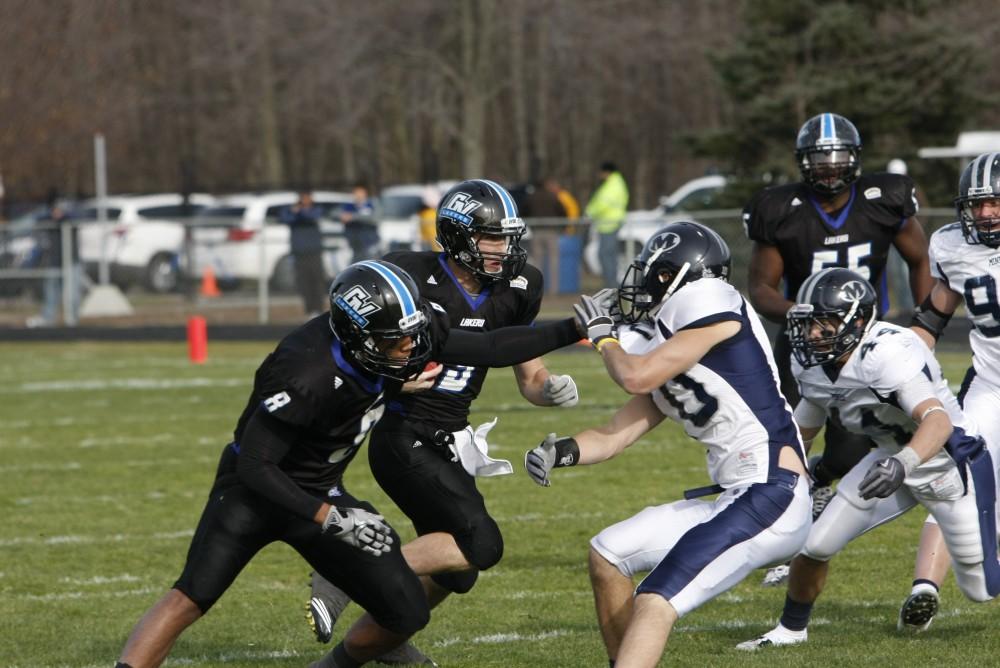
[
  {"x1": 787, "y1": 268, "x2": 876, "y2": 368},
  {"x1": 956, "y1": 152, "x2": 1000, "y2": 248},
  {"x1": 328, "y1": 260, "x2": 432, "y2": 380},
  {"x1": 618, "y1": 221, "x2": 732, "y2": 324},
  {"x1": 436, "y1": 179, "x2": 527, "y2": 282},
  {"x1": 795, "y1": 113, "x2": 862, "y2": 196}
]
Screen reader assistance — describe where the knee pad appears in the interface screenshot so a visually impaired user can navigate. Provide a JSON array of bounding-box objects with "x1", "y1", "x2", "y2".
[
  {"x1": 455, "y1": 514, "x2": 504, "y2": 571},
  {"x1": 431, "y1": 569, "x2": 480, "y2": 594}
]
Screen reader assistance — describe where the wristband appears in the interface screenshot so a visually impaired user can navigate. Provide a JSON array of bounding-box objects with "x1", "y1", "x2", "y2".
[
  {"x1": 594, "y1": 337, "x2": 620, "y2": 353},
  {"x1": 892, "y1": 446, "x2": 921, "y2": 477},
  {"x1": 552, "y1": 436, "x2": 580, "y2": 468},
  {"x1": 920, "y1": 405, "x2": 947, "y2": 422}
]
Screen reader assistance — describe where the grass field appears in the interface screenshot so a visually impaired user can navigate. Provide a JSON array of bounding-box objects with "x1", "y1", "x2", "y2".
[{"x1": 2, "y1": 341, "x2": 999, "y2": 667}]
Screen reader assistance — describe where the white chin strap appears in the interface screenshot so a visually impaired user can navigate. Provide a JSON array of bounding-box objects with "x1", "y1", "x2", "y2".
[{"x1": 663, "y1": 262, "x2": 691, "y2": 299}]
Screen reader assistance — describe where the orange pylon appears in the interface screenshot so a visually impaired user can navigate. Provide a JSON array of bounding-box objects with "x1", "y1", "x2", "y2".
[{"x1": 200, "y1": 267, "x2": 221, "y2": 298}]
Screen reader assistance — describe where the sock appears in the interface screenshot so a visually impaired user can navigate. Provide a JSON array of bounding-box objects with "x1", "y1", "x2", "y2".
[
  {"x1": 779, "y1": 594, "x2": 814, "y2": 632},
  {"x1": 333, "y1": 642, "x2": 362, "y2": 668},
  {"x1": 609, "y1": 660, "x2": 616, "y2": 668},
  {"x1": 912, "y1": 578, "x2": 939, "y2": 592},
  {"x1": 115, "y1": 663, "x2": 134, "y2": 668}
]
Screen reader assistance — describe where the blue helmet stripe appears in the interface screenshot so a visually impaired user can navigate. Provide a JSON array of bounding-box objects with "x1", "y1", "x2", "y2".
[
  {"x1": 479, "y1": 179, "x2": 519, "y2": 218},
  {"x1": 359, "y1": 261, "x2": 416, "y2": 316},
  {"x1": 821, "y1": 113, "x2": 835, "y2": 141}
]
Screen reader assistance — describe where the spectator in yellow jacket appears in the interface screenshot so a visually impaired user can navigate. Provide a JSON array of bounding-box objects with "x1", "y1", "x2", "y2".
[{"x1": 585, "y1": 161, "x2": 629, "y2": 287}]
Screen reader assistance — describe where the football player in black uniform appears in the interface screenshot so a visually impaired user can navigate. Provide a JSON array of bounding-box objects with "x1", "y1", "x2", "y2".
[
  {"x1": 115, "y1": 259, "x2": 581, "y2": 668},
  {"x1": 745, "y1": 112, "x2": 932, "y2": 585},
  {"x1": 305, "y1": 180, "x2": 580, "y2": 665}
]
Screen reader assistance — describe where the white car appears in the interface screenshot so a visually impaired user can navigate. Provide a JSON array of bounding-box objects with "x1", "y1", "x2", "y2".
[
  {"x1": 584, "y1": 175, "x2": 728, "y2": 276},
  {"x1": 191, "y1": 191, "x2": 354, "y2": 292},
  {"x1": 376, "y1": 182, "x2": 456, "y2": 252},
  {"x1": 75, "y1": 194, "x2": 216, "y2": 293}
]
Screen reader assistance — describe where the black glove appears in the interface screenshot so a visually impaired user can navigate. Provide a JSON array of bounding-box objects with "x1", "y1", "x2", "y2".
[{"x1": 858, "y1": 456, "x2": 906, "y2": 500}]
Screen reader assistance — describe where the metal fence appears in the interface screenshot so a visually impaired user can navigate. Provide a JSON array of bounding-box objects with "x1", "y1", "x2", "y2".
[{"x1": 0, "y1": 208, "x2": 961, "y2": 327}]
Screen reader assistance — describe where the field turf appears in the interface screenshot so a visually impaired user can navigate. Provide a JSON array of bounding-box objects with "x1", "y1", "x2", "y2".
[{"x1": 2, "y1": 342, "x2": 998, "y2": 667}]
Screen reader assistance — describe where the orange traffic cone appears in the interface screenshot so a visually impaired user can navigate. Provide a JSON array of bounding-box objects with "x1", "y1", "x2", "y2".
[{"x1": 200, "y1": 267, "x2": 221, "y2": 298}]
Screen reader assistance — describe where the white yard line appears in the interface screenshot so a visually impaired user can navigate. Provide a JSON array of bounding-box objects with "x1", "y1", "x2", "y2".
[{"x1": 7, "y1": 377, "x2": 247, "y2": 393}]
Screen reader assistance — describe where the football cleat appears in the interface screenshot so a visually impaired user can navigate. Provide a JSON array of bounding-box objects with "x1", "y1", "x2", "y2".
[
  {"x1": 306, "y1": 572, "x2": 351, "y2": 643},
  {"x1": 735, "y1": 624, "x2": 807, "y2": 651},
  {"x1": 761, "y1": 563, "x2": 790, "y2": 587},
  {"x1": 897, "y1": 585, "x2": 940, "y2": 632},
  {"x1": 374, "y1": 642, "x2": 438, "y2": 666}
]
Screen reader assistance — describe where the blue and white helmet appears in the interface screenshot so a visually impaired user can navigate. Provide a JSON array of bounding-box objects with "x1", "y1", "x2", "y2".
[
  {"x1": 956, "y1": 152, "x2": 1000, "y2": 248},
  {"x1": 436, "y1": 179, "x2": 527, "y2": 282},
  {"x1": 328, "y1": 260, "x2": 432, "y2": 379},
  {"x1": 795, "y1": 113, "x2": 863, "y2": 196}
]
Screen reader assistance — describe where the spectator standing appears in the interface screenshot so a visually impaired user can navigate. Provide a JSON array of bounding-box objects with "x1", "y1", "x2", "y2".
[
  {"x1": 280, "y1": 192, "x2": 327, "y2": 317},
  {"x1": 525, "y1": 179, "x2": 567, "y2": 295},
  {"x1": 28, "y1": 203, "x2": 82, "y2": 327},
  {"x1": 341, "y1": 184, "x2": 379, "y2": 261},
  {"x1": 547, "y1": 177, "x2": 580, "y2": 233},
  {"x1": 585, "y1": 161, "x2": 629, "y2": 287}
]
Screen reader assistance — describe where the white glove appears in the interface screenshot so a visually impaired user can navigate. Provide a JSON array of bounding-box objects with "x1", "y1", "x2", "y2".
[
  {"x1": 591, "y1": 288, "x2": 623, "y2": 324},
  {"x1": 322, "y1": 506, "x2": 394, "y2": 557},
  {"x1": 524, "y1": 432, "x2": 579, "y2": 487},
  {"x1": 542, "y1": 374, "x2": 579, "y2": 407}
]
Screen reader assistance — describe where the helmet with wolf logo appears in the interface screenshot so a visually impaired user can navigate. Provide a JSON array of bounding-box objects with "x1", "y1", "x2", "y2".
[
  {"x1": 618, "y1": 221, "x2": 732, "y2": 324},
  {"x1": 786, "y1": 267, "x2": 877, "y2": 368}
]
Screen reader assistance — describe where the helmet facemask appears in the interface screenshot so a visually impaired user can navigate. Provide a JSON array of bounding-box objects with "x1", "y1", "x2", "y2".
[
  {"x1": 618, "y1": 260, "x2": 690, "y2": 325},
  {"x1": 328, "y1": 261, "x2": 434, "y2": 381},
  {"x1": 797, "y1": 146, "x2": 861, "y2": 196},
  {"x1": 443, "y1": 223, "x2": 527, "y2": 282},
  {"x1": 956, "y1": 154, "x2": 1000, "y2": 248},
  {"x1": 787, "y1": 299, "x2": 873, "y2": 368},
  {"x1": 331, "y1": 300, "x2": 433, "y2": 380},
  {"x1": 436, "y1": 179, "x2": 528, "y2": 283}
]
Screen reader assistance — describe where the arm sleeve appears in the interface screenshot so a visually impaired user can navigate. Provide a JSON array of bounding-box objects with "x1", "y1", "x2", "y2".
[
  {"x1": 793, "y1": 398, "x2": 827, "y2": 430},
  {"x1": 236, "y1": 409, "x2": 324, "y2": 522},
  {"x1": 438, "y1": 318, "x2": 580, "y2": 367}
]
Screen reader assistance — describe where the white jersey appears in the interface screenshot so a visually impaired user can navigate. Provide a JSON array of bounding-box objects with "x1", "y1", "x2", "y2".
[
  {"x1": 794, "y1": 321, "x2": 977, "y2": 488},
  {"x1": 929, "y1": 222, "x2": 1000, "y2": 388},
  {"x1": 620, "y1": 279, "x2": 802, "y2": 488}
]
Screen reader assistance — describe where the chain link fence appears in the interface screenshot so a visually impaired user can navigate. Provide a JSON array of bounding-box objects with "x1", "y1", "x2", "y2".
[{"x1": 0, "y1": 208, "x2": 961, "y2": 327}]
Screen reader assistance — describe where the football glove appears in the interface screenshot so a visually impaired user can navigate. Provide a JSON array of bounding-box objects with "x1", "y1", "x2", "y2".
[
  {"x1": 858, "y1": 456, "x2": 906, "y2": 500},
  {"x1": 322, "y1": 507, "x2": 394, "y2": 556},
  {"x1": 591, "y1": 288, "x2": 624, "y2": 324},
  {"x1": 524, "y1": 433, "x2": 580, "y2": 486},
  {"x1": 542, "y1": 374, "x2": 579, "y2": 407},
  {"x1": 573, "y1": 294, "x2": 618, "y2": 350}
]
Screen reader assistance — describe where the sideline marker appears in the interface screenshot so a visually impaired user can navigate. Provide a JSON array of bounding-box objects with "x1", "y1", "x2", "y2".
[{"x1": 187, "y1": 315, "x2": 208, "y2": 364}]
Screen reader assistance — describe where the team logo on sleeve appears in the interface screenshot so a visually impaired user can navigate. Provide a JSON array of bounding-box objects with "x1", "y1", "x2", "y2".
[{"x1": 334, "y1": 285, "x2": 382, "y2": 327}]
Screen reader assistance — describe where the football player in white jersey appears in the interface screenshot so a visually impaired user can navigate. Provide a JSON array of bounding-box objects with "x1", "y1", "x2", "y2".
[
  {"x1": 894, "y1": 151, "x2": 1000, "y2": 631},
  {"x1": 737, "y1": 268, "x2": 999, "y2": 651},
  {"x1": 525, "y1": 221, "x2": 812, "y2": 668}
]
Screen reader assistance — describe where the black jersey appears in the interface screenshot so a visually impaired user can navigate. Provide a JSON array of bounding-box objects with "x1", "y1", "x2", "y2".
[
  {"x1": 228, "y1": 312, "x2": 451, "y2": 495},
  {"x1": 744, "y1": 172, "x2": 918, "y2": 314},
  {"x1": 383, "y1": 251, "x2": 544, "y2": 431}
]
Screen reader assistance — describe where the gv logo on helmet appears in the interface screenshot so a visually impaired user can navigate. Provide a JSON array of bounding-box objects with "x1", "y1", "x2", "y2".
[
  {"x1": 839, "y1": 280, "x2": 868, "y2": 302},
  {"x1": 441, "y1": 192, "x2": 483, "y2": 226},
  {"x1": 335, "y1": 285, "x2": 382, "y2": 328}
]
